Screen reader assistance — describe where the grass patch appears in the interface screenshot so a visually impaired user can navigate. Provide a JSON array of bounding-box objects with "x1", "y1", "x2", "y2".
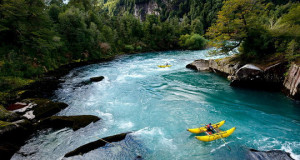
[
  {"x1": 0, "y1": 120, "x2": 13, "y2": 128},
  {"x1": 0, "y1": 76, "x2": 34, "y2": 92}
]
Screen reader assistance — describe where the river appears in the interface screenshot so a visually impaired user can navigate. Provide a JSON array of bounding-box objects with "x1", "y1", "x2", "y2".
[{"x1": 12, "y1": 50, "x2": 300, "y2": 160}]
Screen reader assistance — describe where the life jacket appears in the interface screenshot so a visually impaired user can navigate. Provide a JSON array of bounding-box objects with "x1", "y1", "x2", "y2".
[{"x1": 206, "y1": 125, "x2": 210, "y2": 130}]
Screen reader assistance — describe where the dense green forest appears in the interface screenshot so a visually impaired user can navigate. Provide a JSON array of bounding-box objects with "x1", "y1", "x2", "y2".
[{"x1": 0, "y1": 0, "x2": 299, "y2": 101}]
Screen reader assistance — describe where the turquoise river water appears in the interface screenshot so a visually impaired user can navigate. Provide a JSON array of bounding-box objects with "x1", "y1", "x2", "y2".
[{"x1": 12, "y1": 50, "x2": 300, "y2": 160}]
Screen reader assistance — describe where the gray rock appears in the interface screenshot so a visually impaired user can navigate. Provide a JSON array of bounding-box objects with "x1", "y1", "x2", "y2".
[
  {"x1": 186, "y1": 59, "x2": 211, "y2": 71},
  {"x1": 187, "y1": 57, "x2": 289, "y2": 91},
  {"x1": 247, "y1": 149, "x2": 294, "y2": 160},
  {"x1": 186, "y1": 57, "x2": 238, "y2": 76},
  {"x1": 230, "y1": 64, "x2": 264, "y2": 87},
  {"x1": 236, "y1": 64, "x2": 262, "y2": 79}
]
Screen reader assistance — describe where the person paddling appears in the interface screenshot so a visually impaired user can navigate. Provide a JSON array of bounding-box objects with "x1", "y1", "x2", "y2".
[{"x1": 206, "y1": 123, "x2": 215, "y2": 135}]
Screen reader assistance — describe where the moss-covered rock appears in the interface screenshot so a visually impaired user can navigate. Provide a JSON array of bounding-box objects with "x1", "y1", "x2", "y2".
[
  {"x1": 0, "y1": 105, "x2": 20, "y2": 122},
  {"x1": 22, "y1": 99, "x2": 68, "y2": 120},
  {"x1": 38, "y1": 115, "x2": 100, "y2": 131}
]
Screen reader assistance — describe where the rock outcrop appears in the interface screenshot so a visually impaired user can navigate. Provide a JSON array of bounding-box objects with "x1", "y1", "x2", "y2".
[
  {"x1": 8, "y1": 99, "x2": 68, "y2": 120},
  {"x1": 187, "y1": 58, "x2": 288, "y2": 92},
  {"x1": 0, "y1": 119, "x2": 33, "y2": 160},
  {"x1": 283, "y1": 63, "x2": 300, "y2": 99},
  {"x1": 38, "y1": 115, "x2": 100, "y2": 131},
  {"x1": 247, "y1": 149, "x2": 294, "y2": 160},
  {"x1": 186, "y1": 59, "x2": 211, "y2": 71},
  {"x1": 0, "y1": 58, "x2": 114, "y2": 160},
  {"x1": 64, "y1": 132, "x2": 130, "y2": 157},
  {"x1": 134, "y1": 0, "x2": 160, "y2": 20}
]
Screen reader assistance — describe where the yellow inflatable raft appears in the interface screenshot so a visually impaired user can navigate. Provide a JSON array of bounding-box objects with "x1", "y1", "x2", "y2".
[
  {"x1": 195, "y1": 127, "x2": 236, "y2": 142},
  {"x1": 187, "y1": 120, "x2": 225, "y2": 134},
  {"x1": 158, "y1": 65, "x2": 172, "y2": 68}
]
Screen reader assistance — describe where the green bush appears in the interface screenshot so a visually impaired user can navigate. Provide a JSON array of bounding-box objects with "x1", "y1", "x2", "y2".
[
  {"x1": 136, "y1": 46, "x2": 143, "y2": 51},
  {"x1": 124, "y1": 45, "x2": 135, "y2": 52},
  {"x1": 179, "y1": 33, "x2": 207, "y2": 50}
]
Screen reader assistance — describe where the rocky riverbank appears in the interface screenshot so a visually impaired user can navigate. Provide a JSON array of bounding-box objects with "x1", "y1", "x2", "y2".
[
  {"x1": 186, "y1": 56, "x2": 300, "y2": 100},
  {"x1": 0, "y1": 58, "x2": 114, "y2": 159}
]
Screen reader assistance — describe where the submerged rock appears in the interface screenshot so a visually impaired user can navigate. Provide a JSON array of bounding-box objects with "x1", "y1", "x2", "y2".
[
  {"x1": 247, "y1": 149, "x2": 294, "y2": 160},
  {"x1": 64, "y1": 132, "x2": 130, "y2": 157},
  {"x1": 90, "y1": 76, "x2": 105, "y2": 82},
  {"x1": 38, "y1": 115, "x2": 100, "y2": 131}
]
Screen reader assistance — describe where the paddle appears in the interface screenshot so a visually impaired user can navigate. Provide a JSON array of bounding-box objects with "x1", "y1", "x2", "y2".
[{"x1": 214, "y1": 129, "x2": 231, "y2": 151}]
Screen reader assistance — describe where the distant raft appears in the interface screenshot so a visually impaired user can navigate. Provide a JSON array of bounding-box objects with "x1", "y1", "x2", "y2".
[
  {"x1": 195, "y1": 127, "x2": 236, "y2": 142},
  {"x1": 187, "y1": 120, "x2": 225, "y2": 134},
  {"x1": 158, "y1": 65, "x2": 172, "y2": 68}
]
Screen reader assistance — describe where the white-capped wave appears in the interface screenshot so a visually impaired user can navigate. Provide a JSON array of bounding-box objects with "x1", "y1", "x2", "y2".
[
  {"x1": 95, "y1": 110, "x2": 113, "y2": 122},
  {"x1": 132, "y1": 127, "x2": 176, "y2": 150},
  {"x1": 118, "y1": 121, "x2": 134, "y2": 129},
  {"x1": 281, "y1": 142, "x2": 300, "y2": 160}
]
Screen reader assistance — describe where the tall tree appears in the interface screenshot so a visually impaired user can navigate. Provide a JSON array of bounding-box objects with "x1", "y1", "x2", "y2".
[{"x1": 206, "y1": 0, "x2": 266, "y2": 54}]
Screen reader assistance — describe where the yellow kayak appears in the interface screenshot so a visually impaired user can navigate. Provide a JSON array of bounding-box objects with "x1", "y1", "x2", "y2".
[
  {"x1": 187, "y1": 120, "x2": 225, "y2": 134},
  {"x1": 195, "y1": 127, "x2": 236, "y2": 142},
  {"x1": 158, "y1": 65, "x2": 172, "y2": 68}
]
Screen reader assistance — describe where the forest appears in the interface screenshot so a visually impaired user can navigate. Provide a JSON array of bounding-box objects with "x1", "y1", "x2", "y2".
[{"x1": 0, "y1": 0, "x2": 299, "y2": 101}]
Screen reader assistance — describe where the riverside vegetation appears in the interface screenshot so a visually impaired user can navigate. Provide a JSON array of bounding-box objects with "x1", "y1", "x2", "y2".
[
  {"x1": 0, "y1": 0, "x2": 299, "y2": 103},
  {"x1": 0, "y1": 0, "x2": 299, "y2": 159}
]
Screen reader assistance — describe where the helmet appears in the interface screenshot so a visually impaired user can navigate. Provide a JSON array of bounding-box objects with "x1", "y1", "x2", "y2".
[{"x1": 209, "y1": 123, "x2": 211, "y2": 125}]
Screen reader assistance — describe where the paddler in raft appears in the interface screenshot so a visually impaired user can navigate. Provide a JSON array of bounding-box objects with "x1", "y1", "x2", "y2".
[{"x1": 205, "y1": 123, "x2": 215, "y2": 135}]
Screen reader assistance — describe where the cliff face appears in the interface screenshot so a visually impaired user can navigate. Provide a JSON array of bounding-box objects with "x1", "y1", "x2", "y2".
[
  {"x1": 186, "y1": 57, "x2": 295, "y2": 98},
  {"x1": 283, "y1": 64, "x2": 300, "y2": 99},
  {"x1": 134, "y1": 0, "x2": 160, "y2": 20}
]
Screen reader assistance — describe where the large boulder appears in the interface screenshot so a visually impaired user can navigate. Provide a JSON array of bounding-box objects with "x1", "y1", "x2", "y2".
[
  {"x1": 0, "y1": 119, "x2": 33, "y2": 160},
  {"x1": 186, "y1": 57, "x2": 239, "y2": 76},
  {"x1": 186, "y1": 59, "x2": 211, "y2": 71},
  {"x1": 247, "y1": 149, "x2": 294, "y2": 160},
  {"x1": 64, "y1": 132, "x2": 130, "y2": 157},
  {"x1": 262, "y1": 62, "x2": 288, "y2": 90},
  {"x1": 208, "y1": 58, "x2": 239, "y2": 76},
  {"x1": 230, "y1": 64, "x2": 264, "y2": 88},
  {"x1": 235, "y1": 64, "x2": 263, "y2": 79},
  {"x1": 38, "y1": 115, "x2": 100, "y2": 131}
]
